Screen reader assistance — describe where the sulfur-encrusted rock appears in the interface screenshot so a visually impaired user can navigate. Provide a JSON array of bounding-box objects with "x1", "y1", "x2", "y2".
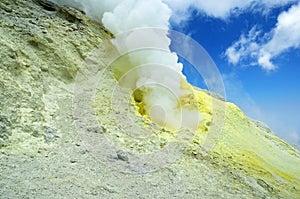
[{"x1": 0, "y1": 1, "x2": 299, "y2": 198}]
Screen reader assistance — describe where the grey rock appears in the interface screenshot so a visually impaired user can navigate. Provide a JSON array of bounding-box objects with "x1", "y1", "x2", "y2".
[
  {"x1": 0, "y1": 116, "x2": 11, "y2": 147},
  {"x1": 44, "y1": 127, "x2": 59, "y2": 143},
  {"x1": 87, "y1": 126, "x2": 106, "y2": 134},
  {"x1": 116, "y1": 150, "x2": 129, "y2": 162}
]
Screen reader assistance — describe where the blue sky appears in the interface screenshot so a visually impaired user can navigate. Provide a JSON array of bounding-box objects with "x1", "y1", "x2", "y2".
[{"x1": 167, "y1": 1, "x2": 300, "y2": 147}]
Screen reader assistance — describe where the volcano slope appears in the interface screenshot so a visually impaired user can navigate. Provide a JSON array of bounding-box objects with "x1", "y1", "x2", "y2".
[{"x1": 0, "y1": 0, "x2": 299, "y2": 198}]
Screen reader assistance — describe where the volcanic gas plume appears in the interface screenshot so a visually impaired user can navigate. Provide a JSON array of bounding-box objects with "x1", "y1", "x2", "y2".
[{"x1": 50, "y1": 0, "x2": 203, "y2": 130}]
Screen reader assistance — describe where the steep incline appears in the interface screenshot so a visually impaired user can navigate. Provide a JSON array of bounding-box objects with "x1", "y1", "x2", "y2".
[{"x1": 0, "y1": 0, "x2": 299, "y2": 198}]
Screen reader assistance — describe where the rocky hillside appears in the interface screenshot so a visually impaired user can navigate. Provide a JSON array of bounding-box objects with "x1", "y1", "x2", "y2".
[{"x1": 0, "y1": 0, "x2": 299, "y2": 198}]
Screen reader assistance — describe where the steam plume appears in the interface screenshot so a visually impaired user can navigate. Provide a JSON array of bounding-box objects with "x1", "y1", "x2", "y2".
[{"x1": 50, "y1": 0, "x2": 202, "y2": 130}]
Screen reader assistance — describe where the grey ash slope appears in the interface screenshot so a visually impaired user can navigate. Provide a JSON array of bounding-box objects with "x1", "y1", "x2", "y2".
[{"x1": 0, "y1": 0, "x2": 299, "y2": 198}]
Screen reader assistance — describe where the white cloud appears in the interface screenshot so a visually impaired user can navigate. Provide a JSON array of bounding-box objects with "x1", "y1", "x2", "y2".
[
  {"x1": 164, "y1": 0, "x2": 250, "y2": 23},
  {"x1": 164, "y1": 0, "x2": 251, "y2": 24},
  {"x1": 258, "y1": 3, "x2": 300, "y2": 68},
  {"x1": 164, "y1": 0, "x2": 297, "y2": 23},
  {"x1": 258, "y1": 52, "x2": 276, "y2": 70},
  {"x1": 225, "y1": 27, "x2": 261, "y2": 65},
  {"x1": 225, "y1": 2, "x2": 300, "y2": 70}
]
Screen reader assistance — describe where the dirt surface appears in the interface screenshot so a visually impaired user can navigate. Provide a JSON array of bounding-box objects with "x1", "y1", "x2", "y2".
[{"x1": 0, "y1": 1, "x2": 299, "y2": 198}]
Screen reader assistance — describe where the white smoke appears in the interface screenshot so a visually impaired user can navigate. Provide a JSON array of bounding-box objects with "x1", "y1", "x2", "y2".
[
  {"x1": 50, "y1": 0, "x2": 202, "y2": 130},
  {"x1": 49, "y1": 0, "x2": 121, "y2": 21},
  {"x1": 49, "y1": 0, "x2": 171, "y2": 32}
]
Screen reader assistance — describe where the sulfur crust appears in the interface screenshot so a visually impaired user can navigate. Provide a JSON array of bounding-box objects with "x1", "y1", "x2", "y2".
[{"x1": 131, "y1": 79, "x2": 300, "y2": 195}]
